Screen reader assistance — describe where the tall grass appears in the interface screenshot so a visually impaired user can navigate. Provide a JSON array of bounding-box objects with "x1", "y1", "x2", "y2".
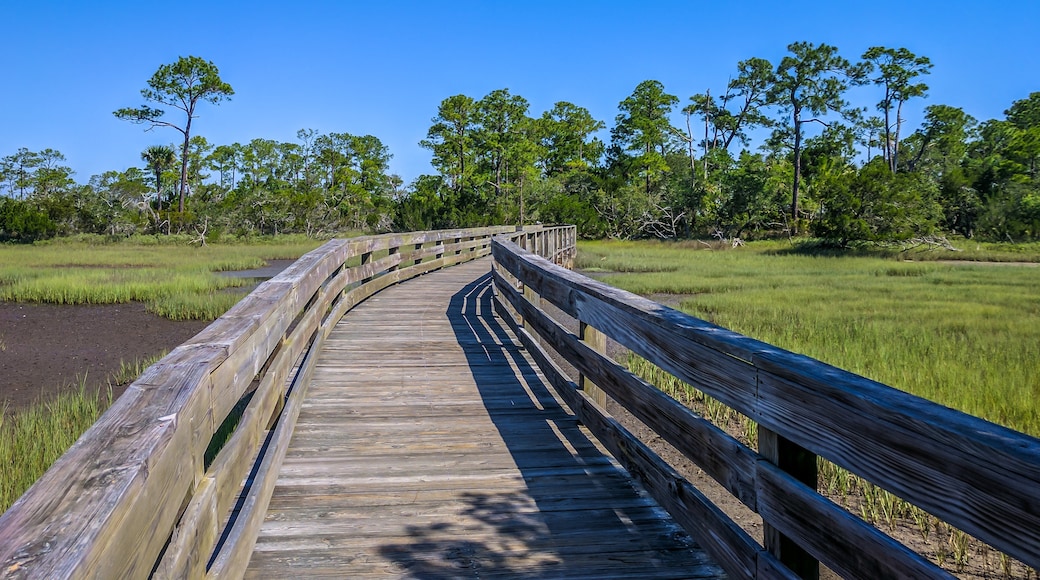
[
  {"x1": 589, "y1": 239, "x2": 1040, "y2": 575},
  {"x1": 0, "y1": 382, "x2": 111, "y2": 512},
  {"x1": 0, "y1": 235, "x2": 323, "y2": 320},
  {"x1": 580, "y1": 239, "x2": 1040, "y2": 437}
]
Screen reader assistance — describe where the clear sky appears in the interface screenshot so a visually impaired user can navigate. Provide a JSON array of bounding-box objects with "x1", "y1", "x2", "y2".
[{"x1": 3, "y1": 0, "x2": 1038, "y2": 185}]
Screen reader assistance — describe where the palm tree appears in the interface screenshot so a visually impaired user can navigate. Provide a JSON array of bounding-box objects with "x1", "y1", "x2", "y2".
[{"x1": 141, "y1": 145, "x2": 176, "y2": 213}]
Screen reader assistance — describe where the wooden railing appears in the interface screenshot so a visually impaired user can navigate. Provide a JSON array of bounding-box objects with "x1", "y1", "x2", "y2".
[
  {"x1": 0, "y1": 225, "x2": 576, "y2": 579},
  {"x1": 492, "y1": 237, "x2": 1040, "y2": 579}
]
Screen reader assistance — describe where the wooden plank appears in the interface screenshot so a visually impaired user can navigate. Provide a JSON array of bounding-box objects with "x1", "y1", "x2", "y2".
[
  {"x1": 578, "y1": 320, "x2": 608, "y2": 408},
  {"x1": 0, "y1": 227, "x2": 565, "y2": 579},
  {"x1": 759, "y1": 427, "x2": 819, "y2": 579},
  {"x1": 492, "y1": 239, "x2": 765, "y2": 414},
  {"x1": 756, "y1": 461, "x2": 952, "y2": 579},
  {"x1": 494, "y1": 269, "x2": 759, "y2": 509},
  {"x1": 494, "y1": 234, "x2": 1040, "y2": 571},
  {"x1": 245, "y1": 258, "x2": 721, "y2": 578},
  {"x1": 493, "y1": 292, "x2": 778, "y2": 580},
  {"x1": 755, "y1": 354, "x2": 1040, "y2": 568}
]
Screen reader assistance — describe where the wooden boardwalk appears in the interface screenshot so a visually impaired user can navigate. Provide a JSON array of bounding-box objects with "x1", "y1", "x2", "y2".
[{"x1": 246, "y1": 258, "x2": 722, "y2": 578}]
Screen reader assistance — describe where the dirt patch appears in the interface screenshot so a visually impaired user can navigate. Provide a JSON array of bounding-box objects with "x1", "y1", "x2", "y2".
[{"x1": 0, "y1": 302, "x2": 210, "y2": 413}]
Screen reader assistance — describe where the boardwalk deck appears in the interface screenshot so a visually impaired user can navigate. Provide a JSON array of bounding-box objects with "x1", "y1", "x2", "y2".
[{"x1": 246, "y1": 258, "x2": 723, "y2": 578}]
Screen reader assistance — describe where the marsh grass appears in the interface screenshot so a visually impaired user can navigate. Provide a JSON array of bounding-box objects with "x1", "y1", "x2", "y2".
[
  {"x1": 603, "y1": 239, "x2": 1040, "y2": 577},
  {"x1": 0, "y1": 235, "x2": 323, "y2": 320},
  {"x1": 0, "y1": 381, "x2": 111, "y2": 512},
  {"x1": 581, "y1": 239, "x2": 1040, "y2": 437}
]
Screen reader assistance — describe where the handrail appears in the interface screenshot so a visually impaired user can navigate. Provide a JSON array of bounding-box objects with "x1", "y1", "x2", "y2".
[
  {"x1": 491, "y1": 236, "x2": 1040, "y2": 579},
  {"x1": 0, "y1": 225, "x2": 576, "y2": 579}
]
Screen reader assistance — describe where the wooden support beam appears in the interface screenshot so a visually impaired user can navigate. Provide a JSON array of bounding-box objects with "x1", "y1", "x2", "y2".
[
  {"x1": 579, "y1": 321, "x2": 608, "y2": 408},
  {"x1": 758, "y1": 428, "x2": 819, "y2": 580}
]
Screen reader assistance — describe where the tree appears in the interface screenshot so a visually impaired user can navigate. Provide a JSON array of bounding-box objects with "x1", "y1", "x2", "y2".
[
  {"x1": 208, "y1": 144, "x2": 242, "y2": 191},
  {"x1": 537, "y1": 101, "x2": 605, "y2": 176},
  {"x1": 420, "y1": 95, "x2": 479, "y2": 196},
  {"x1": 813, "y1": 159, "x2": 940, "y2": 246},
  {"x1": 115, "y1": 56, "x2": 233, "y2": 213},
  {"x1": 612, "y1": 80, "x2": 679, "y2": 197},
  {"x1": 862, "y1": 47, "x2": 932, "y2": 172},
  {"x1": 769, "y1": 42, "x2": 864, "y2": 224},
  {"x1": 474, "y1": 89, "x2": 539, "y2": 223},
  {"x1": 140, "y1": 145, "x2": 176, "y2": 213}
]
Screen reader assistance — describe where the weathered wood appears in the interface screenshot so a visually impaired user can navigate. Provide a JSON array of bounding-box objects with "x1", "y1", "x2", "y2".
[
  {"x1": 0, "y1": 226, "x2": 565, "y2": 579},
  {"x1": 492, "y1": 235, "x2": 1040, "y2": 573},
  {"x1": 754, "y1": 355, "x2": 1040, "y2": 568},
  {"x1": 756, "y1": 461, "x2": 952, "y2": 579},
  {"x1": 759, "y1": 428, "x2": 819, "y2": 579},
  {"x1": 494, "y1": 269, "x2": 759, "y2": 509},
  {"x1": 493, "y1": 291, "x2": 784, "y2": 580},
  {"x1": 492, "y1": 241, "x2": 764, "y2": 412},
  {"x1": 206, "y1": 337, "x2": 322, "y2": 578},
  {"x1": 578, "y1": 321, "x2": 608, "y2": 408},
  {"x1": 246, "y1": 258, "x2": 720, "y2": 578}
]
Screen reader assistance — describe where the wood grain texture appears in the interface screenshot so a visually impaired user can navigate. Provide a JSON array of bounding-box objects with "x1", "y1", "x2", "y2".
[
  {"x1": 245, "y1": 258, "x2": 721, "y2": 579},
  {"x1": 493, "y1": 291, "x2": 786, "y2": 580},
  {"x1": 493, "y1": 269, "x2": 759, "y2": 510},
  {"x1": 0, "y1": 226, "x2": 571, "y2": 579},
  {"x1": 756, "y1": 461, "x2": 952, "y2": 579},
  {"x1": 492, "y1": 236, "x2": 1040, "y2": 572}
]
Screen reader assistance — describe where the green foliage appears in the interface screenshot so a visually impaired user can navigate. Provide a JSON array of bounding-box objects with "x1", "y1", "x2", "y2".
[
  {"x1": 611, "y1": 80, "x2": 679, "y2": 198},
  {"x1": 9, "y1": 46, "x2": 1040, "y2": 245},
  {"x1": 814, "y1": 160, "x2": 941, "y2": 246},
  {"x1": 114, "y1": 56, "x2": 234, "y2": 213},
  {"x1": 0, "y1": 198, "x2": 57, "y2": 242},
  {"x1": 770, "y1": 42, "x2": 863, "y2": 221}
]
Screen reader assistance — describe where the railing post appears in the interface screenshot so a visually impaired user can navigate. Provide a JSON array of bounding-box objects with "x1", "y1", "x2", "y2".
[
  {"x1": 523, "y1": 280, "x2": 540, "y2": 346},
  {"x1": 361, "y1": 251, "x2": 372, "y2": 283},
  {"x1": 454, "y1": 236, "x2": 462, "y2": 256},
  {"x1": 759, "y1": 428, "x2": 819, "y2": 579},
  {"x1": 414, "y1": 242, "x2": 423, "y2": 265},
  {"x1": 388, "y1": 244, "x2": 399, "y2": 272},
  {"x1": 579, "y1": 321, "x2": 608, "y2": 408}
]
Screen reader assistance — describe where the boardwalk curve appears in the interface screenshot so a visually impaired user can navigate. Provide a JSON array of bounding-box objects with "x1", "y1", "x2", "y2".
[{"x1": 246, "y1": 259, "x2": 721, "y2": 578}]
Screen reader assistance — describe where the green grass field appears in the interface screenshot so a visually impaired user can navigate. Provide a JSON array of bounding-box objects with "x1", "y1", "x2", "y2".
[
  {"x1": 578, "y1": 239, "x2": 1040, "y2": 437},
  {"x1": 0, "y1": 234, "x2": 325, "y2": 320}
]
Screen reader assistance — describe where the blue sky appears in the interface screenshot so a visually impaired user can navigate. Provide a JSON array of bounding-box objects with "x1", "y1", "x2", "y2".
[{"x1": 3, "y1": 0, "x2": 1037, "y2": 185}]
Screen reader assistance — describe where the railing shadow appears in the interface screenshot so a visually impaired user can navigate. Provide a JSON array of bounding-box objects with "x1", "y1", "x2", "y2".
[{"x1": 376, "y1": 271, "x2": 706, "y2": 578}]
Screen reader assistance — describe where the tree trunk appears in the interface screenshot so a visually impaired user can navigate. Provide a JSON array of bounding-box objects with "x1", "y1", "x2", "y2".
[
  {"x1": 704, "y1": 89, "x2": 710, "y2": 180},
  {"x1": 154, "y1": 166, "x2": 162, "y2": 213},
  {"x1": 893, "y1": 99, "x2": 904, "y2": 172},
  {"x1": 884, "y1": 88, "x2": 893, "y2": 172},
  {"x1": 791, "y1": 112, "x2": 803, "y2": 228},
  {"x1": 179, "y1": 116, "x2": 192, "y2": 213}
]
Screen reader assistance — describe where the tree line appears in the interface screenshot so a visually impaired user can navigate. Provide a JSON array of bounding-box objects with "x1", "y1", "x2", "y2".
[{"x1": 2, "y1": 47, "x2": 1038, "y2": 245}]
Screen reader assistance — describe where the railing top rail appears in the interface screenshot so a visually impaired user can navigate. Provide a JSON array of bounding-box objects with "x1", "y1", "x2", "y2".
[
  {"x1": 491, "y1": 236, "x2": 1040, "y2": 571},
  {"x1": 0, "y1": 225, "x2": 571, "y2": 579}
]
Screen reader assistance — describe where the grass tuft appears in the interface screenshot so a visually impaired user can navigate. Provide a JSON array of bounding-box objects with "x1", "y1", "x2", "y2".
[
  {"x1": 0, "y1": 235, "x2": 322, "y2": 320},
  {"x1": 0, "y1": 382, "x2": 111, "y2": 512}
]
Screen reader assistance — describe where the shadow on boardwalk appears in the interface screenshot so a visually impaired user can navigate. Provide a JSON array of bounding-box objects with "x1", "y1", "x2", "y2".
[{"x1": 376, "y1": 271, "x2": 718, "y2": 579}]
